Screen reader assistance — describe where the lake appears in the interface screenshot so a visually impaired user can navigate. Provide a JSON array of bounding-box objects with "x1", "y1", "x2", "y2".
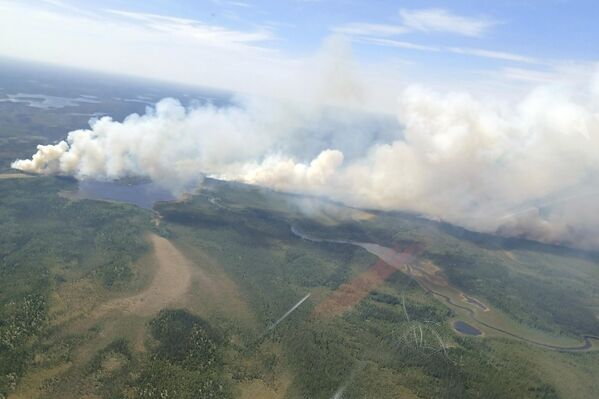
[
  {"x1": 67, "y1": 180, "x2": 175, "y2": 209},
  {"x1": 453, "y1": 320, "x2": 482, "y2": 336},
  {"x1": 0, "y1": 93, "x2": 100, "y2": 109}
]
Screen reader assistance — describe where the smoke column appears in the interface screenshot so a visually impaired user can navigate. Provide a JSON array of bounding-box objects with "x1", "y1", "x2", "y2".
[{"x1": 11, "y1": 43, "x2": 599, "y2": 248}]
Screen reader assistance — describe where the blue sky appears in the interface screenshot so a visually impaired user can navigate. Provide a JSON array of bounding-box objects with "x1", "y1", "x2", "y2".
[
  {"x1": 0, "y1": 0, "x2": 597, "y2": 103},
  {"x1": 50, "y1": 0, "x2": 598, "y2": 59}
]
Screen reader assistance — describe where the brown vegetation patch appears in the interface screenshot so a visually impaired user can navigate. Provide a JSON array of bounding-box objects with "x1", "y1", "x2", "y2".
[
  {"x1": 172, "y1": 239, "x2": 256, "y2": 327},
  {"x1": 95, "y1": 234, "x2": 192, "y2": 317},
  {"x1": 0, "y1": 173, "x2": 32, "y2": 179},
  {"x1": 238, "y1": 376, "x2": 291, "y2": 399},
  {"x1": 314, "y1": 245, "x2": 421, "y2": 317}
]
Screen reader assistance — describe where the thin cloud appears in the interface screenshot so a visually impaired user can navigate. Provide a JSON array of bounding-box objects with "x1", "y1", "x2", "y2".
[
  {"x1": 399, "y1": 8, "x2": 496, "y2": 37},
  {"x1": 360, "y1": 39, "x2": 537, "y2": 65},
  {"x1": 106, "y1": 9, "x2": 274, "y2": 50},
  {"x1": 356, "y1": 37, "x2": 439, "y2": 52},
  {"x1": 39, "y1": 0, "x2": 101, "y2": 19},
  {"x1": 333, "y1": 22, "x2": 408, "y2": 37},
  {"x1": 333, "y1": 8, "x2": 496, "y2": 39},
  {"x1": 210, "y1": 0, "x2": 251, "y2": 7},
  {"x1": 40, "y1": 0, "x2": 69, "y2": 6},
  {"x1": 500, "y1": 67, "x2": 557, "y2": 83},
  {"x1": 448, "y1": 47, "x2": 539, "y2": 64}
]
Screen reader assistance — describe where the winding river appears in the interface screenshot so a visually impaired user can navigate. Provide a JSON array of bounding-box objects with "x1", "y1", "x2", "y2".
[{"x1": 290, "y1": 225, "x2": 599, "y2": 352}]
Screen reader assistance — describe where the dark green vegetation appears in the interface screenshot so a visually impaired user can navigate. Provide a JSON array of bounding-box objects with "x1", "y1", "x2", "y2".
[
  {"x1": 0, "y1": 177, "x2": 152, "y2": 397},
  {"x1": 0, "y1": 178, "x2": 596, "y2": 398},
  {"x1": 428, "y1": 248, "x2": 599, "y2": 336},
  {"x1": 58, "y1": 310, "x2": 230, "y2": 399},
  {"x1": 153, "y1": 180, "x2": 599, "y2": 398},
  {"x1": 299, "y1": 210, "x2": 599, "y2": 338},
  {"x1": 134, "y1": 309, "x2": 230, "y2": 399},
  {"x1": 381, "y1": 216, "x2": 599, "y2": 338},
  {"x1": 2, "y1": 175, "x2": 599, "y2": 398}
]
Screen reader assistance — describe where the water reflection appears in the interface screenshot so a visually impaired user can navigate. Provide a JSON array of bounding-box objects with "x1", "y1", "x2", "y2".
[
  {"x1": 67, "y1": 180, "x2": 175, "y2": 209},
  {"x1": 453, "y1": 320, "x2": 482, "y2": 336}
]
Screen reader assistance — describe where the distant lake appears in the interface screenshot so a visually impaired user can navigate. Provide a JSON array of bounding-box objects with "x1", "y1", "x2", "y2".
[
  {"x1": 453, "y1": 320, "x2": 482, "y2": 336},
  {"x1": 0, "y1": 93, "x2": 99, "y2": 109},
  {"x1": 67, "y1": 180, "x2": 175, "y2": 209}
]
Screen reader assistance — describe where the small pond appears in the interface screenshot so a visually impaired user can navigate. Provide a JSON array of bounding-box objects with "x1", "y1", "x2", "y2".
[
  {"x1": 68, "y1": 180, "x2": 175, "y2": 209},
  {"x1": 453, "y1": 320, "x2": 482, "y2": 336}
]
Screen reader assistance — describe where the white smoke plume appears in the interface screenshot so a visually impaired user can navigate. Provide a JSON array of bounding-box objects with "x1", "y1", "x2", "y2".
[
  {"x1": 12, "y1": 45, "x2": 599, "y2": 248},
  {"x1": 237, "y1": 150, "x2": 344, "y2": 191}
]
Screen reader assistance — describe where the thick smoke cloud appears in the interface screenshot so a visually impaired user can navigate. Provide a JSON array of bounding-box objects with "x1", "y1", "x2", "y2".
[
  {"x1": 11, "y1": 96, "x2": 398, "y2": 193},
  {"x1": 12, "y1": 56, "x2": 599, "y2": 248},
  {"x1": 238, "y1": 82, "x2": 599, "y2": 247}
]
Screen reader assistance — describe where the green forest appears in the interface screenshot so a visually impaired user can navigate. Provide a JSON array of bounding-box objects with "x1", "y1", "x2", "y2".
[{"x1": 1, "y1": 177, "x2": 598, "y2": 398}]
